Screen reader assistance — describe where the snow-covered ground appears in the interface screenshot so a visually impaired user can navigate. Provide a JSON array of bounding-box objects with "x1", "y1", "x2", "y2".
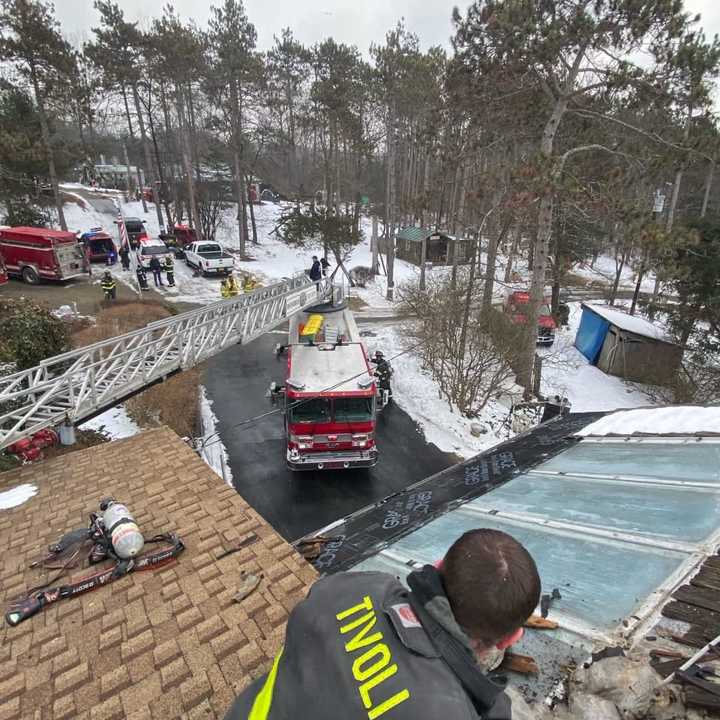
[
  {"x1": 79, "y1": 405, "x2": 141, "y2": 440},
  {"x1": 361, "y1": 322, "x2": 510, "y2": 458}
]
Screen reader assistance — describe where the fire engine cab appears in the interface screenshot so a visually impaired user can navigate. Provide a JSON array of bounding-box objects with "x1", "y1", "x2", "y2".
[{"x1": 283, "y1": 308, "x2": 378, "y2": 471}]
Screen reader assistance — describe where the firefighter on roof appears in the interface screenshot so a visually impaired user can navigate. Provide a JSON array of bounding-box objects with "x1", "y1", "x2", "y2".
[{"x1": 223, "y1": 529, "x2": 539, "y2": 720}]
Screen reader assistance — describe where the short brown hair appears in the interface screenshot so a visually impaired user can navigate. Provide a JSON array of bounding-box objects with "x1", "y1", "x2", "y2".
[{"x1": 441, "y1": 529, "x2": 541, "y2": 646}]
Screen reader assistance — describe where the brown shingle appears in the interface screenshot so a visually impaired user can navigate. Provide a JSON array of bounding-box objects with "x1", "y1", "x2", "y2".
[{"x1": 0, "y1": 427, "x2": 316, "y2": 719}]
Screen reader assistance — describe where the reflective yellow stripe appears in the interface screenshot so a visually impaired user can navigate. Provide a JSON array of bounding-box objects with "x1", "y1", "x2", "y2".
[{"x1": 248, "y1": 649, "x2": 283, "y2": 720}]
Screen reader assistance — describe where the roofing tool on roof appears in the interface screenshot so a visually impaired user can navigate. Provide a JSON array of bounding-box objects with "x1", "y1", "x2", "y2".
[{"x1": 4, "y1": 499, "x2": 184, "y2": 627}]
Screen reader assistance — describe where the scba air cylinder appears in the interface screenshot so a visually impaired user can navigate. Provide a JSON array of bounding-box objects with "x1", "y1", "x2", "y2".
[{"x1": 101, "y1": 499, "x2": 144, "y2": 559}]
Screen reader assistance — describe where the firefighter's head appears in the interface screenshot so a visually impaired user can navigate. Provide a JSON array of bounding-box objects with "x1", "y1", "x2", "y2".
[
  {"x1": 440, "y1": 529, "x2": 540, "y2": 654},
  {"x1": 103, "y1": 270, "x2": 111, "y2": 278},
  {"x1": 375, "y1": 351, "x2": 384, "y2": 360}
]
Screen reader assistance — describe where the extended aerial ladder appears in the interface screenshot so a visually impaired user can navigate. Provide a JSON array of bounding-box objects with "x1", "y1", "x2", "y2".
[{"x1": 0, "y1": 274, "x2": 334, "y2": 451}]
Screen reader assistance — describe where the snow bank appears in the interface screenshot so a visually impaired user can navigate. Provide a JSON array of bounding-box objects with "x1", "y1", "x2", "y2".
[
  {"x1": 80, "y1": 406, "x2": 140, "y2": 440},
  {"x1": 362, "y1": 322, "x2": 509, "y2": 459},
  {"x1": 0, "y1": 483, "x2": 37, "y2": 510},
  {"x1": 577, "y1": 406, "x2": 720, "y2": 437},
  {"x1": 199, "y1": 386, "x2": 233, "y2": 486}
]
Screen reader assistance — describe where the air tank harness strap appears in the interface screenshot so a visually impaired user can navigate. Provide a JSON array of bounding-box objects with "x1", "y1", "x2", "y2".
[{"x1": 4, "y1": 533, "x2": 185, "y2": 628}]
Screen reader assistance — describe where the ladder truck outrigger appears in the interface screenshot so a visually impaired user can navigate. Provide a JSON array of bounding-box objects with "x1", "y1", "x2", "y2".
[{"x1": 273, "y1": 305, "x2": 381, "y2": 471}]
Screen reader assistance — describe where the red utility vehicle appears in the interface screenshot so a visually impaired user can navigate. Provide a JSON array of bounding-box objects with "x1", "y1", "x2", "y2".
[
  {"x1": 0, "y1": 226, "x2": 87, "y2": 284},
  {"x1": 283, "y1": 308, "x2": 378, "y2": 471},
  {"x1": 504, "y1": 290, "x2": 557, "y2": 346},
  {"x1": 160, "y1": 223, "x2": 198, "y2": 258}
]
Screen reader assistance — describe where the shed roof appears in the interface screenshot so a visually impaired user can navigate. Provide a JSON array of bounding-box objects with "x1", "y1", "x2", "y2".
[
  {"x1": 396, "y1": 226, "x2": 456, "y2": 242},
  {"x1": 0, "y1": 428, "x2": 316, "y2": 720},
  {"x1": 581, "y1": 302, "x2": 674, "y2": 343}
]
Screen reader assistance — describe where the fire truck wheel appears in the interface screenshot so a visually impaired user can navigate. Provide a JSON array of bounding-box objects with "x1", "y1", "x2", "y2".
[{"x1": 21, "y1": 266, "x2": 39, "y2": 285}]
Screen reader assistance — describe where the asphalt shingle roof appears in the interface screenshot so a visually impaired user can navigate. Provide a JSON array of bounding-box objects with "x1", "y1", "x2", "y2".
[{"x1": 0, "y1": 427, "x2": 316, "y2": 719}]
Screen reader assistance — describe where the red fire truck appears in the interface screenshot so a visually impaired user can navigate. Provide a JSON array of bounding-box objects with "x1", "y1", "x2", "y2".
[
  {"x1": 283, "y1": 308, "x2": 379, "y2": 470},
  {"x1": 0, "y1": 227, "x2": 87, "y2": 284}
]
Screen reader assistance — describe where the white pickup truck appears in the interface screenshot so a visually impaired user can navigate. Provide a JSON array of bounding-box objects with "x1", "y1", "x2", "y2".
[{"x1": 183, "y1": 241, "x2": 234, "y2": 276}]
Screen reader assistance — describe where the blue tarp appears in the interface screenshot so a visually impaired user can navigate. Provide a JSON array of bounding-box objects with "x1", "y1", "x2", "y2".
[{"x1": 575, "y1": 306, "x2": 610, "y2": 364}]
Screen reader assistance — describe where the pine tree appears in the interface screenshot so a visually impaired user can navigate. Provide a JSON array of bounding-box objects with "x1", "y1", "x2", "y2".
[{"x1": 0, "y1": 0, "x2": 74, "y2": 230}]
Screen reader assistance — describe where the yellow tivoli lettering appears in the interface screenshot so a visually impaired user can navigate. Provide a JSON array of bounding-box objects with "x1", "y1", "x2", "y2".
[
  {"x1": 340, "y1": 611, "x2": 376, "y2": 635},
  {"x1": 368, "y1": 689, "x2": 411, "y2": 719},
  {"x1": 345, "y1": 615, "x2": 382, "y2": 652},
  {"x1": 359, "y1": 664, "x2": 398, "y2": 709},
  {"x1": 353, "y1": 643, "x2": 391, "y2": 682},
  {"x1": 336, "y1": 595, "x2": 374, "y2": 621}
]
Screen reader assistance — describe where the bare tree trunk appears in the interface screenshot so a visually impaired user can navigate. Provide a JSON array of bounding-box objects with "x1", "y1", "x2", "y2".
[
  {"x1": 247, "y1": 175, "x2": 258, "y2": 244},
  {"x1": 122, "y1": 142, "x2": 134, "y2": 199},
  {"x1": 175, "y1": 88, "x2": 200, "y2": 238},
  {"x1": 451, "y1": 161, "x2": 470, "y2": 287},
  {"x1": 233, "y1": 150, "x2": 246, "y2": 256},
  {"x1": 701, "y1": 151, "x2": 716, "y2": 218},
  {"x1": 145, "y1": 94, "x2": 174, "y2": 228},
  {"x1": 31, "y1": 67, "x2": 66, "y2": 231},
  {"x1": 421, "y1": 151, "x2": 430, "y2": 227},
  {"x1": 371, "y1": 215, "x2": 379, "y2": 275},
  {"x1": 609, "y1": 237, "x2": 629, "y2": 307},
  {"x1": 132, "y1": 84, "x2": 162, "y2": 227},
  {"x1": 482, "y1": 216, "x2": 512, "y2": 313},
  {"x1": 519, "y1": 94, "x2": 570, "y2": 395},
  {"x1": 630, "y1": 248, "x2": 647, "y2": 315},
  {"x1": 385, "y1": 110, "x2": 396, "y2": 301},
  {"x1": 504, "y1": 230, "x2": 519, "y2": 283}
]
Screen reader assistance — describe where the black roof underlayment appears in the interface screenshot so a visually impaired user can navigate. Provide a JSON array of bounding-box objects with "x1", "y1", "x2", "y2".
[{"x1": 298, "y1": 411, "x2": 605, "y2": 574}]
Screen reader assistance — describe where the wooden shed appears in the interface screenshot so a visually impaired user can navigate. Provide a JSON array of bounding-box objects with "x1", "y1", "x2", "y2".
[
  {"x1": 575, "y1": 303, "x2": 683, "y2": 385},
  {"x1": 395, "y1": 227, "x2": 469, "y2": 267}
]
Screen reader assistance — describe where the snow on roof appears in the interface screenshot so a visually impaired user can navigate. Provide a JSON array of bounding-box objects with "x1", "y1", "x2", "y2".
[
  {"x1": 577, "y1": 406, "x2": 720, "y2": 437},
  {"x1": 581, "y1": 303, "x2": 673, "y2": 343},
  {"x1": 289, "y1": 342, "x2": 373, "y2": 394}
]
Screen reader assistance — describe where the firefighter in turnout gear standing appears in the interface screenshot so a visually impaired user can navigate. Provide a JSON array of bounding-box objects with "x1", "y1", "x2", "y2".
[
  {"x1": 372, "y1": 351, "x2": 394, "y2": 402},
  {"x1": 101, "y1": 271, "x2": 116, "y2": 301},
  {"x1": 224, "y1": 529, "x2": 540, "y2": 720},
  {"x1": 226, "y1": 271, "x2": 240, "y2": 297},
  {"x1": 164, "y1": 255, "x2": 175, "y2": 287}
]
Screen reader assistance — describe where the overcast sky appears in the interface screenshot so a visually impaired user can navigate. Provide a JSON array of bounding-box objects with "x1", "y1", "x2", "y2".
[{"x1": 56, "y1": 0, "x2": 720, "y2": 54}]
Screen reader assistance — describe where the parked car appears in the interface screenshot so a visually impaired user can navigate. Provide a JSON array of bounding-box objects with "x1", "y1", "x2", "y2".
[
  {"x1": 0, "y1": 226, "x2": 87, "y2": 284},
  {"x1": 136, "y1": 238, "x2": 174, "y2": 270},
  {"x1": 80, "y1": 228, "x2": 117, "y2": 264},
  {"x1": 504, "y1": 290, "x2": 557, "y2": 346},
  {"x1": 184, "y1": 241, "x2": 234, "y2": 276},
  {"x1": 116, "y1": 217, "x2": 148, "y2": 249}
]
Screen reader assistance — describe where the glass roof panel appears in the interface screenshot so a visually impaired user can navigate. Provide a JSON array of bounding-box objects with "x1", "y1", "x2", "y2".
[
  {"x1": 540, "y1": 441, "x2": 720, "y2": 483},
  {"x1": 473, "y1": 473, "x2": 720, "y2": 543}
]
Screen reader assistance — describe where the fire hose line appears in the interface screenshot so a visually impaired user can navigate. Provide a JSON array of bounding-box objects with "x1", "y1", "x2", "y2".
[{"x1": 195, "y1": 342, "x2": 422, "y2": 454}]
